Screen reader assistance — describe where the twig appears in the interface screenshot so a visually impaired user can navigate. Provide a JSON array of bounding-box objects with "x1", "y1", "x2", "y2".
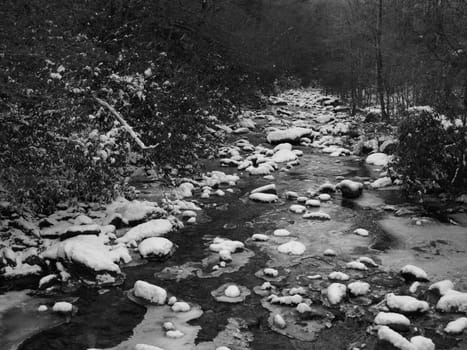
[{"x1": 93, "y1": 96, "x2": 158, "y2": 150}]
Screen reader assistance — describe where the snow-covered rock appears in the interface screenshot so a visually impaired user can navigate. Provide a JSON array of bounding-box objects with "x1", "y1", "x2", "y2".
[
  {"x1": 251, "y1": 184, "x2": 277, "y2": 195},
  {"x1": 386, "y1": 293, "x2": 429, "y2": 313},
  {"x1": 264, "y1": 268, "x2": 279, "y2": 277},
  {"x1": 400, "y1": 265, "x2": 428, "y2": 281},
  {"x1": 273, "y1": 314, "x2": 286, "y2": 329},
  {"x1": 138, "y1": 237, "x2": 174, "y2": 259},
  {"x1": 305, "y1": 199, "x2": 321, "y2": 207},
  {"x1": 267, "y1": 127, "x2": 313, "y2": 144},
  {"x1": 328, "y1": 271, "x2": 350, "y2": 281},
  {"x1": 444, "y1": 317, "x2": 467, "y2": 334},
  {"x1": 429, "y1": 280, "x2": 454, "y2": 296},
  {"x1": 277, "y1": 241, "x2": 306, "y2": 255},
  {"x1": 327, "y1": 283, "x2": 347, "y2": 305},
  {"x1": 377, "y1": 326, "x2": 414, "y2": 350},
  {"x1": 171, "y1": 301, "x2": 191, "y2": 312},
  {"x1": 358, "y1": 256, "x2": 378, "y2": 267},
  {"x1": 323, "y1": 249, "x2": 337, "y2": 256},
  {"x1": 52, "y1": 301, "x2": 73, "y2": 313},
  {"x1": 117, "y1": 219, "x2": 173, "y2": 244},
  {"x1": 289, "y1": 204, "x2": 306, "y2": 214},
  {"x1": 133, "y1": 280, "x2": 167, "y2": 304},
  {"x1": 249, "y1": 193, "x2": 279, "y2": 203},
  {"x1": 252, "y1": 234, "x2": 269, "y2": 241},
  {"x1": 374, "y1": 312, "x2": 410, "y2": 328},
  {"x1": 302, "y1": 211, "x2": 331, "y2": 220},
  {"x1": 134, "y1": 345, "x2": 165, "y2": 350},
  {"x1": 346, "y1": 261, "x2": 368, "y2": 271},
  {"x1": 353, "y1": 228, "x2": 369, "y2": 237},
  {"x1": 348, "y1": 281, "x2": 370, "y2": 296},
  {"x1": 318, "y1": 193, "x2": 331, "y2": 201},
  {"x1": 209, "y1": 238, "x2": 244, "y2": 253},
  {"x1": 42, "y1": 235, "x2": 124, "y2": 273},
  {"x1": 336, "y1": 180, "x2": 363, "y2": 199},
  {"x1": 273, "y1": 229, "x2": 290, "y2": 237},
  {"x1": 370, "y1": 176, "x2": 393, "y2": 189},
  {"x1": 410, "y1": 336, "x2": 435, "y2": 350},
  {"x1": 436, "y1": 290, "x2": 467, "y2": 312},
  {"x1": 366, "y1": 153, "x2": 390, "y2": 166},
  {"x1": 272, "y1": 149, "x2": 298, "y2": 163}
]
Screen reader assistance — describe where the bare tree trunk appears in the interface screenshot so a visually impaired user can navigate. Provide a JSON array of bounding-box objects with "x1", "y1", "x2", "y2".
[{"x1": 376, "y1": 0, "x2": 387, "y2": 119}]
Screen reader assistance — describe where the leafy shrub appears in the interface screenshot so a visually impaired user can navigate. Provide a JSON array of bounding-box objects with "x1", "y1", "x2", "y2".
[{"x1": 395, "y1": 108, "x2": 466, "y2": 194}]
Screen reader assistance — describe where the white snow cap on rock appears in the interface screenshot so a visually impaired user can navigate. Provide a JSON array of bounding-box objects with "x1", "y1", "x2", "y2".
[
  {"x1": 386, "y1": 293, "x2": 429, "y2": 313},
  {"x1": 252, "y1": 233, "x2": 269, "y2": 241},
  {"x1": 209, "y1": 237, "x2": 244, "y2": 253},
  {"x1": 327, "y1": 283, "x2": 347, "y2": 304},
  {"x1": 134, "y1": 345, "x2": 165, "y2": 350},
  {"x1": 289, "y1": 204, "x2": 306, "y2": 214},
  {"x1": 267, "y1": 127, "x2": 313, "y2": 144},
  {"x1": 138, "y1": 237, "x2": 173, "y2": 258},
  {"x1": 378, "y1": 326, "x2": 414, "y2": 350},
  {"x1": 133, "y1": 280, "x2": 167, "y2": 304},
  {"x1": 277, "y1": 241, "x2": 306, "y2": 255},
  {"x1": 272, "y1": 149, "x2": 297, "y2": 163},
  {"x1": 436, "y1": 289, "x2": 467, "y2": 312},
  {"x1": 224, "y1": 285, "x2": 241, "y2": 298},
  {"x1": 401, "y1": 265, "x2": 428, "y2": 281},
  {"x1": 328, "y1": 271, "x2": 350, "y2": 281},
  {"x1": 374, "y1": 312, "x2": 410, "y2": 327},
  {"x1": 171, "y1": 301, "x2": 191, "y2": 312},
  {"x1": 429, "y1": 280, "x2": 454, "y2": 295},
  {"x1": 52, "y1": 301, "x2": 73, "y2": 313},
  {"x1": 42, "y1": 235, "x2": 123, "y2": 273},
  {"x1": 249, "y1": 193, "x2": 279, "y2": 203},
  {"x1": 444, "y1": 317, "x2": 467, "y2": 334},
  {"x1": 273, "y1": 229, "x2": 290, "y2": 236},
  {"x1": 117, "y1": 219, "x2": 173, "y2": 243},
  {"x1": 346, "y1": 261, "x2": 368, "y2": 271},
  {"x1": 348, "y1": 281, "x2": 370, "y2": 296},
  {"x1": 410, "y1": 336, "x2": 435, "y2": 350},
  {"x1": 354, "y1": 228, "x2": 369, "y2": 237},
  {"x1": 366, "y1": 152, "x2": 390, "y2": 166}
]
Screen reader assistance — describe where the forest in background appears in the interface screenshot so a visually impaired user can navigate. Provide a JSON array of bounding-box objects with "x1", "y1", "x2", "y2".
[{"x1": 0, "y1": 0, "x2": 466, "y2": 213}]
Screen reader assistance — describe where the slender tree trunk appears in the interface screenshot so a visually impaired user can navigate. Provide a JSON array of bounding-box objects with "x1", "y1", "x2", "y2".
[{"x1": 376, "y1": 0, "x2": 387, "y2": 119}]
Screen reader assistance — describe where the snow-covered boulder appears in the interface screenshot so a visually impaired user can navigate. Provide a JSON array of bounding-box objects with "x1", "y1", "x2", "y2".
[
  {"x1": 348, "y1": 281, "x2": 370, "y2": 296},
  {"x1": 400, "y1": 265, "x2": 428, "y2": 282},
  {"x1": 249, "y1": 193, "x2": 279, "y2": 203},
  {"x1": 133, "y1": 280, "x2": 167, "y2": 304},
  {"x1": 336, "y1": 180, "x2": 363, "y2": 199},
  {"x1": 386, "y1": 293, "x2": 429, "y2": 313},
  {"x1": 370, "y1": 177, "x2": 393, "y2": 189},
  {"x1": 117, "y1": 219, "x2": 173, "y2": 244},
  {"x1": 209, "y1": 238, "x2": 244, "y2": 253},
  {"x1": 138, "y1": 237, "x2": 174, "y2": 259},
  {"x1": 366, "y1": 153, "x2": 390, "y2": 166},
  {"x1": 289, "y1": 204, "x2": 306, "y2": 214},
  {"x1": 211, "y1": 283, "x2": 250, "y2": 303},
  {"x1": 327, "y1": 283, "x2": 347, "y2": 305},
  {"x1": 328, "y1": 271, "x2": 349, "y2": 281},
  {"x1": 302, "y1": 211, "x2": 331, "y2": 220},
  {"x1": 377, "y1": 326, "x2": 414, "y2": 350},
  {"x1": 429, "y1": 280, "x2": 454, "y2": 296},
  {"x1": 272, "y1": 149, "x2": 297, "y2": 163},
  {"x1": 277, "y1": 241, "x2": 306, "y2": 255},
  {"x1": 353, "y1": 228, "x2": 369, "y2": 237},
  {"x1": 444, "y1": 317, "x2": 467, "y2": 334},
  {"x1": 346, "y1": 261, "x2": 368, "y2": 271},
  {"x1": 436, "y1": 290, "x2": 467, "y2": 312},
  {"x1": 42, "y1": 235, "x2": 125, "y2": 273},
  {"x1": 52, "y1": 301, "x2": 73, "y2": 313},
  {"x1": 374, "y1": 312, "x2": 410, "y2": 329},
  {"x1": 251, "y1": 184, "x2": 277, "y2": 195},
  {"x1": 267, "y1": 127, "x2": 314, "y2": 144},
  {"x1": 273, "y1": 229, "x2": 290, "y2": 237}
]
